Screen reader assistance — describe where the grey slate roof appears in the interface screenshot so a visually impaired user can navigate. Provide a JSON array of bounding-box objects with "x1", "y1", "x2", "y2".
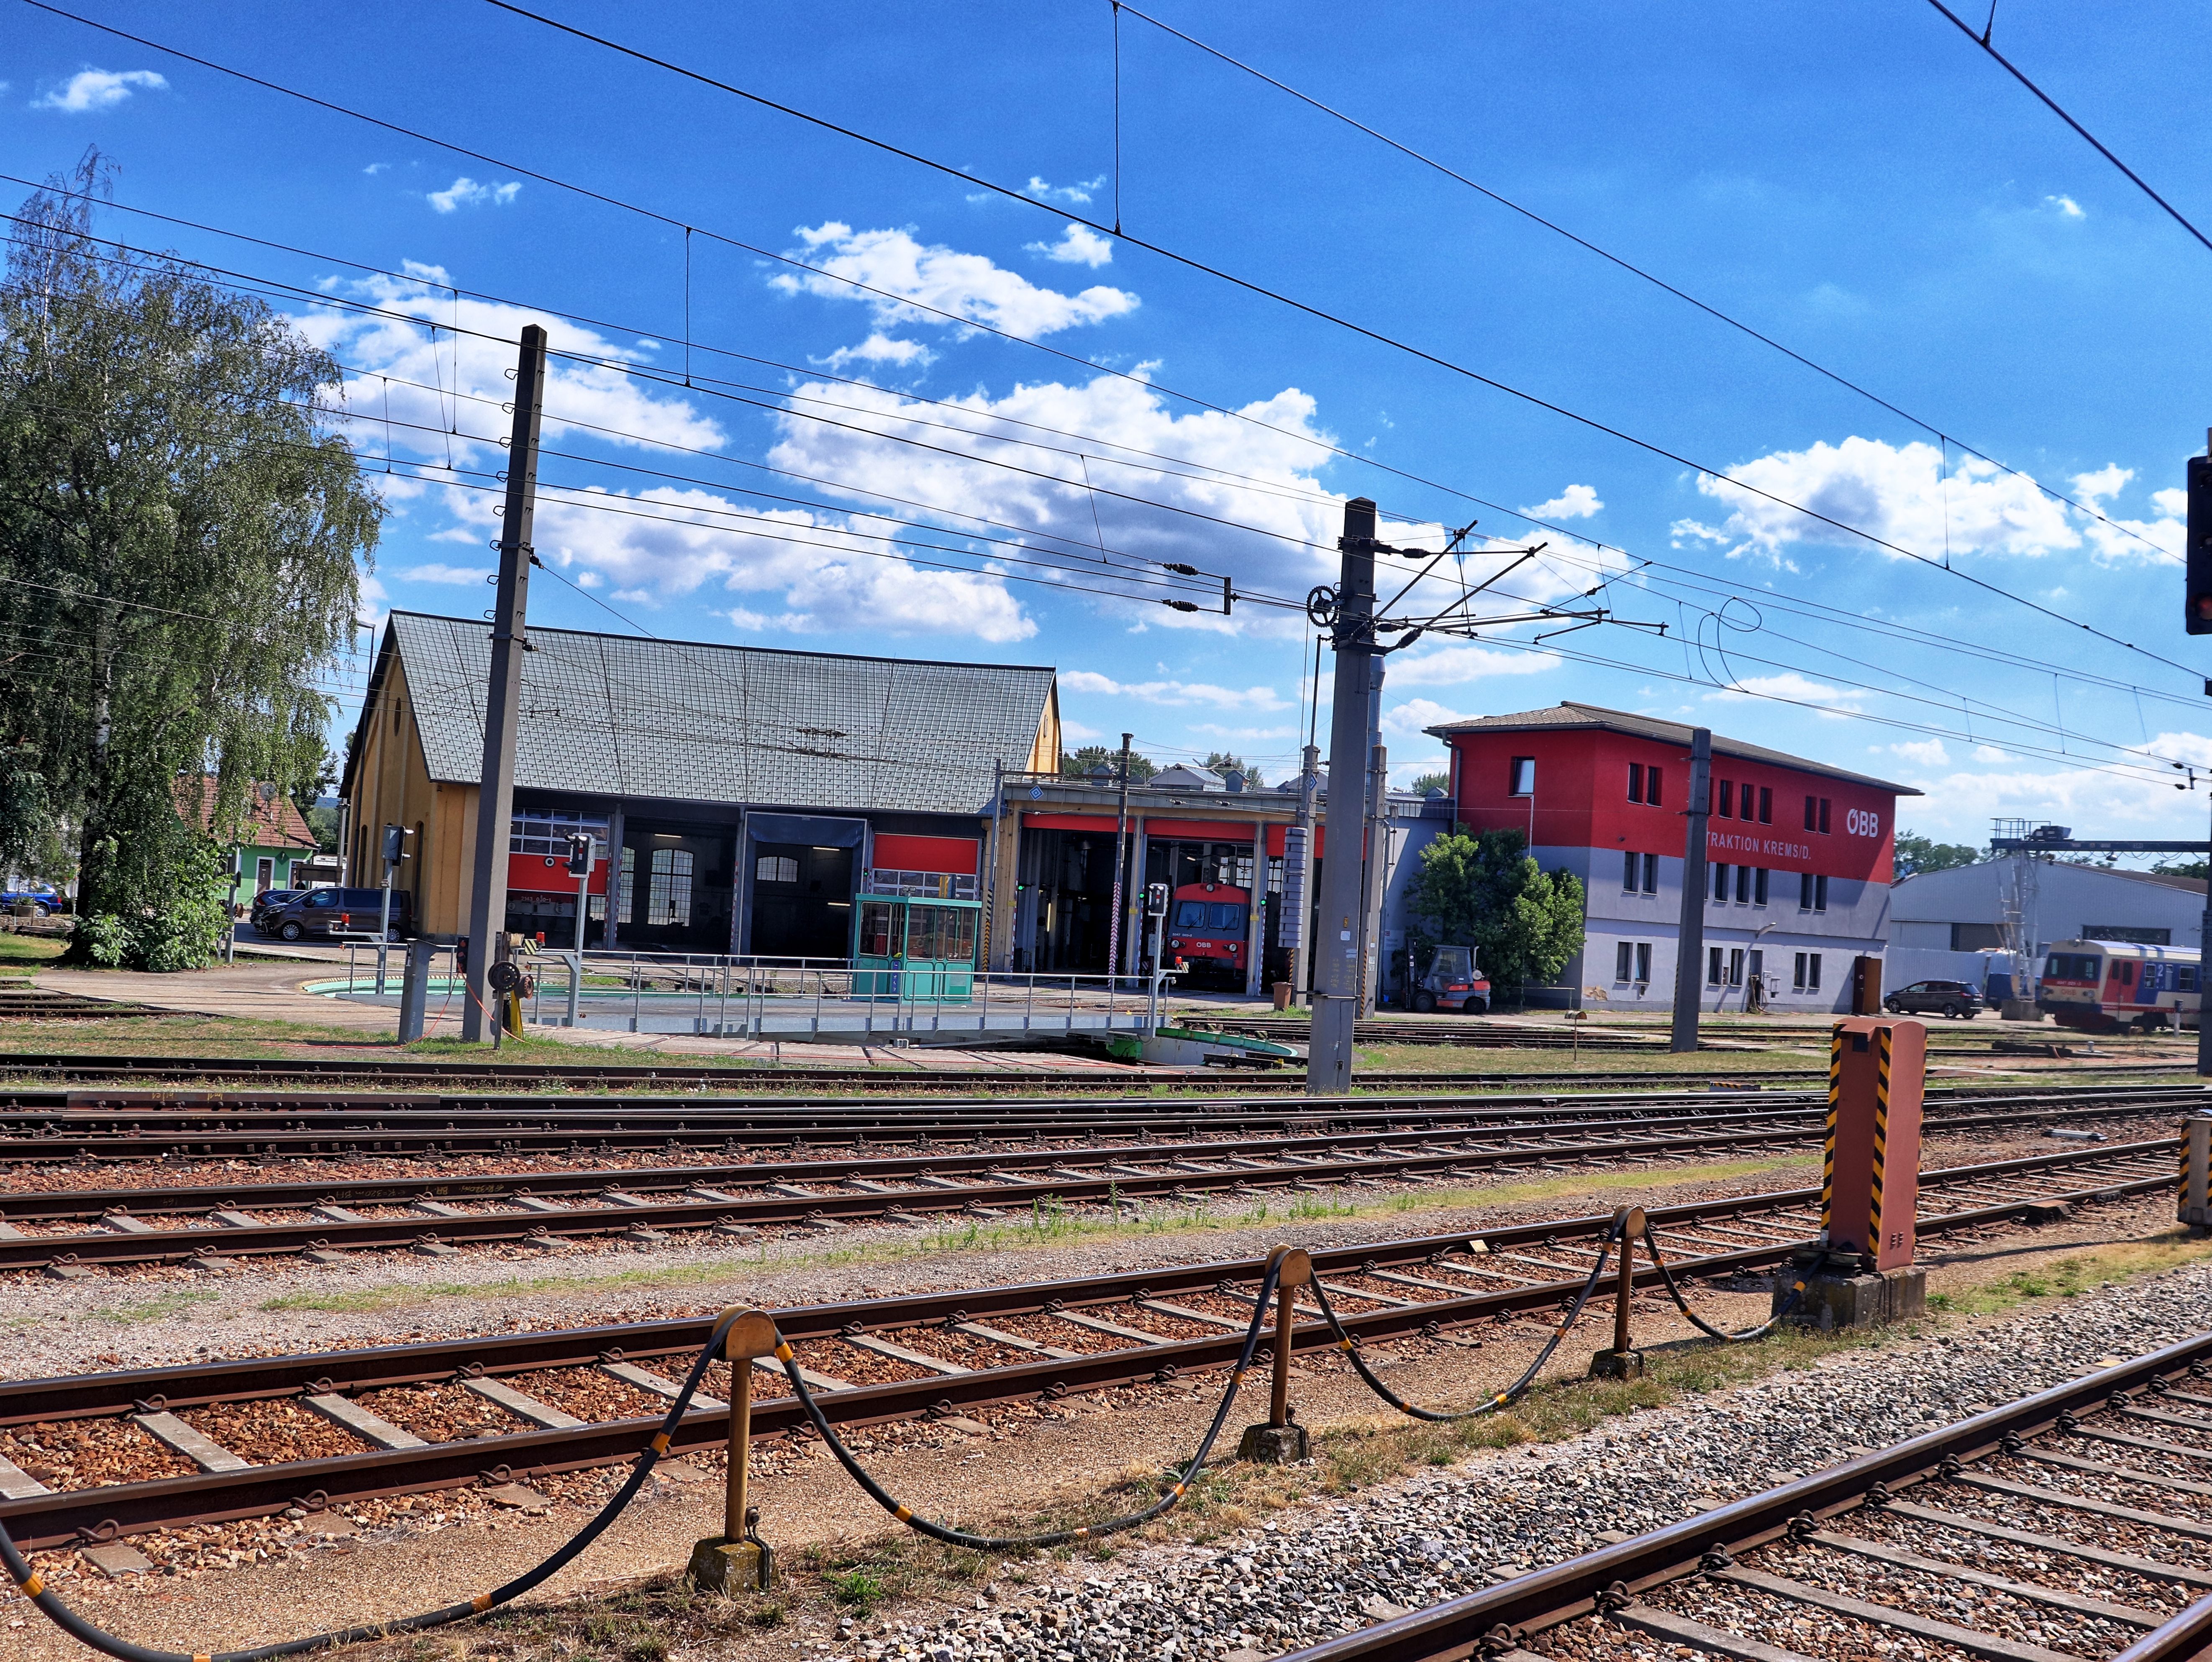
[
  {"x1": 375, "y1": 612, "x2": 1053, "y2": 816},
  {"x1": 1425, "y1": 701, "x2": 1921, "y2": 796}
]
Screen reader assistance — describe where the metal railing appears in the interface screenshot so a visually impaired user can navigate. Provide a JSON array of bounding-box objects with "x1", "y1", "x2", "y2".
[{"x1": 330, "y1": 943, "x2": 1176, "y2": 1039}]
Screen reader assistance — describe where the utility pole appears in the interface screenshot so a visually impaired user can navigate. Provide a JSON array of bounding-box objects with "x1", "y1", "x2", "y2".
[
  {"x1": 1309, "y1": 498, "x2": 1379, "y2": 1095},
  {"x1": 1670, "y1": 727, "x2": 1712, "y2": 1055},
  {"x1": 461, "y1": 325, "x2": 548, "y2": 1042},
  {"x1": 1358, "y1": 741, "x2": 1389, "y2": 1014},
  {"x1": 1108, "y1": 732, "x2": 1133, "y2": 988}
]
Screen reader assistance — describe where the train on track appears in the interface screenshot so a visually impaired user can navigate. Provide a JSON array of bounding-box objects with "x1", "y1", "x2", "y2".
[
  {"x1": 1160, "y1": 880, "x2": 1251, "y2": 984},
  {"x1": 2040, "y1": 937, "x2": 2202, "y2": 1033}
]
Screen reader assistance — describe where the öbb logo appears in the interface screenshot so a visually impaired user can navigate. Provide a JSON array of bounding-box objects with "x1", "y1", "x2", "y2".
[{"x1": 1844, "y1": 807, "x2": 1882, "y2": 838}]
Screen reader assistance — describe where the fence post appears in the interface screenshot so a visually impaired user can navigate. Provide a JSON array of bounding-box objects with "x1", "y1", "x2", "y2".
[
  {"x1": 1238, "y1": 1246, "x2": 1312, "y2": 1463},
  {"x1": 688, "y1": 1308, "x2": 780, "y2": 1593},
  {"x1": 1588, "y1": 1206, "x2": 1647, "y2": 1378}
]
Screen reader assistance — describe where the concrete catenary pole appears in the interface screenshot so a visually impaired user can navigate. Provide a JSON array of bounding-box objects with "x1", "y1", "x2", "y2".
[
  {"x1": 1670, "y1": 727, "x2": 1712, "y2": 1055},
  {"x1": 1308, "y1": 499, "x2": 1379, "y2": 1094},
  {"x1": 1282, "y1": 742, "x2": 1320, "y2": 1004},
  {"x1": 1108, "y1": 732, "x2": 1133, "y2": 986},
  {"x1": 460, "y1": 325, "x2": 548, "y2": 1042}
]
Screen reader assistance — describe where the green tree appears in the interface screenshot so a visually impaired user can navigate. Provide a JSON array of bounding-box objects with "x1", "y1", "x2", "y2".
[
  {"x1": 0, "y1": 154, "x2": 381, "y2": 966},
  {"x1": 1203, "y1": 750, "x2": 1265, "y2": 788},
  {"x1": 2152, "y1": 856, "x2": 2210, "y2": 879},
  {"x1": 1409, "y1": 771, "x2": 1450, "y2": 796},
  {"x1": 1403, "y1": 826, "x2": 1584, "y2": 995},
  {"x1": 1892, "y1": 831, "x2": 1980, "y2": 878},
  {"x1": 1061, "y1": 745, "x2": 1157, "y2": 783}
]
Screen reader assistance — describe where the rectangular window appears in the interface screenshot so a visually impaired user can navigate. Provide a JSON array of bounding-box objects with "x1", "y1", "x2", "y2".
[
  {"x1": 1728, "y1": 948, "x2": 1745, "y2": 986},
  {"x1": 1716, "y1": 778, "x2": 1733, "y2": 818},
  {"x1": 645, "y1": 846, "x2": 694, "y2": 927},
  {"x1": 1799, "y1": 871, "x2": 1814, "y2": 912},
  {"x1": 1616, "y1": 942, "x2": 1634, "y2": 983},
  {"x1": 1635, "y1": 942, "x2": 1652, "y2": 983},
  {"x1": 1622, "y1": 850, "x2": 1640, "y2": 892},
  {"x1": 1712, "y1": 862, "x2": 1729, "y2": 902},
  {"x1": 1739, "y1": 782, "x2": 1755, "y2": 820},
  {"x1": 1708, "y1": 945, "x2": 1724, "y2": 986},
  {"x1": 1815, "y1": 874, "x2": 1829, "y2": 912},
  {"x1": 1793, "y1": 951, "x2": 1809, "y2": 991},
  {"x1": 1804, "y1": 794, "x2": 1817, "y2": 832},
  {"x1": 756, "y1": 854, "x2": 799, "y2": 885},
  {"x1": 859, "y1": 901, "x2": 897, "y2": 958},
  {"x1": 1758, "y1": 786, "x2": 1773, "y2": 825},
  {"x1": 1508, "y1": 757, "x2": 1535, "y2": 796},
  {"x1": 1647, "y1": 766, "x2": 1662, "y2": 807},
  {"x1": 1754, "y1": 867, "x2": 1770, "y2": 906},
  {"x1": 1628, "y1": 763, "x2": 1644, "y2": 804},
  {"x1": 1819, "y1": 797, "x2": 1832, "y2": 833},
  {"x1": 1641, "y1": 852, "x2": 1658, "y2": 894},
  {"x1": 1735, "y1": 865, "x2": 1751, "y2": 903},
  {"x1": 1748, "y1": 948, "x2": 1764, "y2": 986},
  {"x1": 618, "y1": 845, "x2": 636, "y2": 925},
  {"x1": 1808, "y1": 952, "x2": 1822, "y2": 991},
  {"x1": 2181, "y1": 966, "x2": 2202, "y2": 994}
]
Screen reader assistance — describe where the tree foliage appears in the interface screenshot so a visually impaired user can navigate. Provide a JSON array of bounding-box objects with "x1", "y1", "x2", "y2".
[
  {"x1": 1409, "y1": 771, "x2": 1450, "y2": 796},
  {"x1": 0, "y1": 153, "x2": 380, "y2": 965},
  {"x1": 1061, "y1": 745, "x2": 1157, "y2": 783},
  {"x1": 1202, "y1": 750, "x2": 1265, "y2": 788},
  {"x1": 1403, "y1": 826, "x2": 1585, "y2": 994},
  {"x1": 1892, "y1": 831, "x2": 1979, "y2": 878}
]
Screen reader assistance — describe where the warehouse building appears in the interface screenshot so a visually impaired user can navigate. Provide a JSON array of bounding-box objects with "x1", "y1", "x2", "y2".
[
  {"x1": 1428, "y1": 702, "x2": 1918, "y2": 1011},
  {"x1": 341, "y1": 612, "x2": 1058, "y2": 956}
]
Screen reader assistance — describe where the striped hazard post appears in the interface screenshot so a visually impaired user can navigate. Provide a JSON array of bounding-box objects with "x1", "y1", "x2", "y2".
[
  {"x1": 1824, "y1": 1017, "x2": 1925, "y2": 1270},
  {"x1": 2181, "y1": 1112, "x2": 2212, "y2": 1229}
]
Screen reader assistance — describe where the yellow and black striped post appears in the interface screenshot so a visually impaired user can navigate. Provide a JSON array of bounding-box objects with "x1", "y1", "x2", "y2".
[
  {"x1": 2181, "y1": 1112, "x2": 2212, "y2": 1228},
  {"x1": 1825, "y1": 1017, "x2": 1925, "y2": 1270}
]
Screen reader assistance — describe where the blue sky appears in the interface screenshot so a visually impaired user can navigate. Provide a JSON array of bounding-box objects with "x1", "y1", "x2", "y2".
[{"x1": 6, "y1": 1, "x2": 2211, "y2": 852}]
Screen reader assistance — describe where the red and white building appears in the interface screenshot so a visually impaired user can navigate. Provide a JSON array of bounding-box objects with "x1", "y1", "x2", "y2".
[{"x1": 1428, "y1": 702, "x2": 1919, "y2": 1012}]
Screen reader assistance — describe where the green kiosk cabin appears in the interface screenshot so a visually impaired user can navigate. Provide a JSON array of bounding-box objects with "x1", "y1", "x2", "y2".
[{"x1": 853, "y1": 838, "x2": 983, "y2": 999}]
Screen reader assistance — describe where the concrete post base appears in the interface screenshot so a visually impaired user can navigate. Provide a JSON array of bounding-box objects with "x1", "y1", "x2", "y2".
[
  {"x1": 1238, "y1": 1422, "x2": 1309, "y2": 1464},
  {"x1": 1775, "y1": 1266, "x2": 1925, "y2": 1332},
  {"x1": 688, "y1": 1537, "x2": 772, "y2": 1593},
  {"x1": 1587, "y1": 1348, "x2": 1646, "y2": 1380}
]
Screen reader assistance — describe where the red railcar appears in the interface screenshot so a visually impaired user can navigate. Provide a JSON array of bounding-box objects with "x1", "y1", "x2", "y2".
[{"x1": 1162, "y1": 881, "x2": 1250, "y2": 983}]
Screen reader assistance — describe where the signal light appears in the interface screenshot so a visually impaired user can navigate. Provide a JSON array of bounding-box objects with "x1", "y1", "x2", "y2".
[{"x1": 2186, "y1": 454, "x2": 2212, "y2": 635}]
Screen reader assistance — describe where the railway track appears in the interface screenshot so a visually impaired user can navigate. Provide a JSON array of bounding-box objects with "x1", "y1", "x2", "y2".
[
  {"x1": 0, "y1": 1080, "x2": 2202, "y2": 1169},
  {"x1": 0, "y1": 1138, "x2": 2177, "y2": 1552},
  {"x1": 0, "y1": 1047, "x2": 2193, "y2": 1099},
  {"x1": 0, "y1": 1088, "x2": 2194, "y2": 1271},
  {"x1": 1287, "y1": 1330, "x2": 2212, "y2": 1662}
]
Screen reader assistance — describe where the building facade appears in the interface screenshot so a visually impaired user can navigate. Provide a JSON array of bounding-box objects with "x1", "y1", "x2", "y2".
[
  {"x1": 341, "y1": 613, "x2": 1058, "y2": 955},
  {"x1": 1428, "y1": 702, "x2": 1918, "y2": 1012},
  {"x1": 175, "y1": 776, "x2": 320, "y2": 898},
  {"x1": 1889, "y1": 860, "x2": 2207, "y2": 993}
]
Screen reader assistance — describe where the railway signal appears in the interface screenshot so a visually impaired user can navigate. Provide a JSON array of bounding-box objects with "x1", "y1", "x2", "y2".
[{"x1": 2188, "y1": 446, "x2": 2212, "y2": 634}]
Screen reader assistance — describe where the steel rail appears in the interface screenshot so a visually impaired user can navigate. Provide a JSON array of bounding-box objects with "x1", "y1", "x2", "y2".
[
  {"x1": 0, "y1": 1104, "x2": 2184, "y2": 1270},
  {"x1": 0, "y1": 1141, "x2": 2177, "y2": 1550},
  {"x1": 1272, "y1": 1330, "x2": 2212, "y2": 1662}
]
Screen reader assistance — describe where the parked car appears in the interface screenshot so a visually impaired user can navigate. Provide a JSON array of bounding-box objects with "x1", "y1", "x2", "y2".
[
  {"x1": 249, "y1": 889, "x2": 302, "y2": 934},
  {"x1": 1884, "y1": 978, "x2": 1985, "y2": 1019},
  {"x1": 0, "y1": 886, "x2": 63, "y2": 915},
  {"x1": 263, "y1": 886, "x2": 412, "y2": 941}
]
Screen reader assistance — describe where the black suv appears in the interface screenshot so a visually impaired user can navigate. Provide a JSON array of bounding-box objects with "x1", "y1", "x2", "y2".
[
  {"x1": 263, "y1": 887, "x2": 411, "y2": 941},
  {"x1": 1884, "y1": 978, "x2": 1984, "y2": 1019},
  {"x1": 249, "y1": 889, "x2": 302, "y2": 934}
]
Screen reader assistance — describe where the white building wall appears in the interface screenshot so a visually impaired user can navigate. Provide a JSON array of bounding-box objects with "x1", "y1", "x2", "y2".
[{"x1": 1892, "y1": 863, "x2": 2206, "y2": 954}]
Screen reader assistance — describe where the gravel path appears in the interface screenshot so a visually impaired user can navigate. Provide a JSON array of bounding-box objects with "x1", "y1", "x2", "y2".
[{"x1": 854, "y1": 1263, "x2": 2212, "y2": 1662}]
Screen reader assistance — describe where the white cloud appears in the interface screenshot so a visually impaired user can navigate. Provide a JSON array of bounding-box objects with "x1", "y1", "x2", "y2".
[
  {"x1": 1027, "y1": 224, "x2": 1115, "y2": 267},
  {"x1": 1385, "y1": 643, "x2": 1563, "y2": 686},
  {"x1": 1381, "y1": 697, "x2": 1471, "y2": 738},
  {"x1": 1973, "y1": 745, "x2": 2011, "y2": 762},
  {"x1": 1903, "y1": 730, "x2": 2212, "y2": 842},
  {"x1": 1520, "y1": 484, "x2": 1603, "y2": 521},
  {"x1": 364, "y1": 162, "x2": 390, "y2": 176},
  {"x1": 815, "y1": 334, "x2": 936, "y2": 372},
  {"x1": 1705, "y1": 671, "x2": 1863, "y2": 715},
  {"x1": 295, "y1": 279, "x2": 1033, "y2": 642},
  {"x1": 1887, "y1": 738, "x2": 1950, "y2": 767},
  {"x1": 1059, "y1": 718, "x2": 1105, "y2": 744},
  {"x1": 1391, "y1": 755, "x2": 1451, "y2": 788},
  {"x1": 2046, "y1": 194, "x2": 2085, "y2": 218},
  {"x1": 426, "y1": 177, "x2": 521, "y2": 213},
  {"x1": 1192, "y1": 724, "x2": 1296, "y2": 740},
  {"x1": 2071, "y1": 464, "x2": 2130, "y2": 504},
  {"x1": 1025, "y1": 175, "x2": 1105, "y2": 206},
  {"x1": 37, "y1": 68, "x2": 166, "y2": 113},
  {"x1": 400, "y1": 563, "x2": 494, "y2": 584},
  {"x1": 774, "y1": 222, "x2": 1138, "y2": 340},
  {"x1": 1681, "y1": 435, "x2": 2174, "y2": 567},
  {"x1": 1060, "y1": 670, "x2": 1286, "y2": 710}
]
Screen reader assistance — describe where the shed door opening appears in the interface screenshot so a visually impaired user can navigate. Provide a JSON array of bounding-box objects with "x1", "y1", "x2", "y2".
[{"x1": 750, "y1": 842, "x2": 854, "y2": 961}]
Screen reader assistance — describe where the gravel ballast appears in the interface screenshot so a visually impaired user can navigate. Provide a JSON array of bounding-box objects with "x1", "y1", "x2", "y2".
[{"x1": 853, "y1": 1263, "x2": 2212, "y2": 1662}]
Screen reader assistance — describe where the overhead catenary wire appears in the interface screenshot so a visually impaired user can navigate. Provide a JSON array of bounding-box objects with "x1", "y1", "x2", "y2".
[
  {"x1": 7, "y1": 7, "x2": 2187, "y2": 686},
  {"x1": 466, "y1": 0, "x2": 2203, "y2": 681},
  {"x1": 1112, "y1": 0, "x2": 2178, "y2": 566}
]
